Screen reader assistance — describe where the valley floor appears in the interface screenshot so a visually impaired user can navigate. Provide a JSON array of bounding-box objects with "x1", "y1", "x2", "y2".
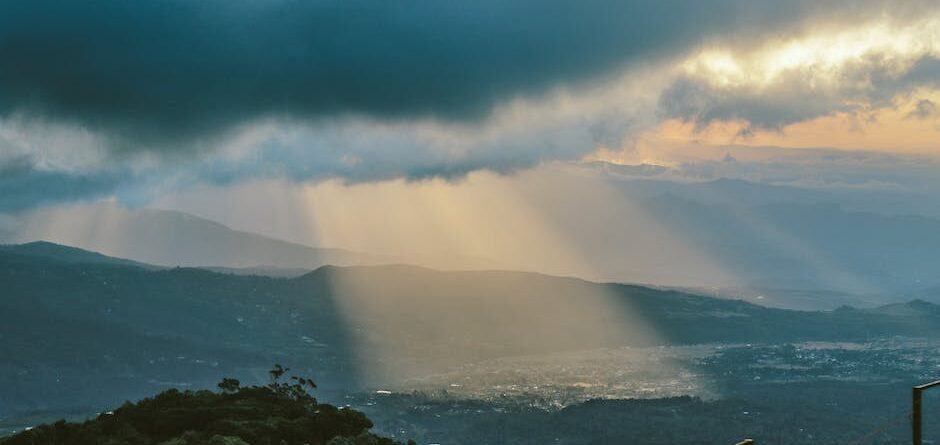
[{"x1": 6, "y1": 338, "x2": 938, "y2": 444}]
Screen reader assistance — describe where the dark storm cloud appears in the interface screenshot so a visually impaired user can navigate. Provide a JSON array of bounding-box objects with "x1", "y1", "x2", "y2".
[
  {"x1": 0, "y1": 0, "x2": 852, "y2": 149},
  {"x1": 2, "y1": 0, "x2": 928, "y2": 212}
]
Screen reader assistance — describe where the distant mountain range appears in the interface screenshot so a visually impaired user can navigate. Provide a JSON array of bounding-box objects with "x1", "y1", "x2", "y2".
[
  {"x1": 584, "y1": 162, "x2": 940, "y2": 220},
  {"x1": 640, "y1": 194, "x2": 940, "y2": 296},
  {"x1": 0, "y1": 206, "x2": 509, "y2": 275},
  {"x1": 3, "y1": 207, "x2": 390, "y2": 271},
  {"x1": 7, "y1": 173, "x2": 940, "y2": 303},
  {"x1": 479, "y1": 171, "x2": 940, "y2": 303},
  {"x1": 6, "y1": 174, "x2": 940, "y2": 302},
  {"x1": 5, "y1": 242, "x2": 940, "y2": 421}
]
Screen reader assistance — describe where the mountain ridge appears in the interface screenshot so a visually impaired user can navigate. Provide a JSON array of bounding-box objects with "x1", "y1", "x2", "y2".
[
  {"x1": 3, "y1": 207, "x2": 390, "y2": 270},
  {"x1": 0, "y1": 240, "x2": 157, "y2": 269},
  {"x1": 5, "y1": 241, "x2": 940, "y2": 427}
]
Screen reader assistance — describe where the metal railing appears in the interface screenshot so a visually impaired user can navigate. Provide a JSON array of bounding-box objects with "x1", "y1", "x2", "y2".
[{"x1": 913, "y1": 380, "x2": 940, "y2": 445}]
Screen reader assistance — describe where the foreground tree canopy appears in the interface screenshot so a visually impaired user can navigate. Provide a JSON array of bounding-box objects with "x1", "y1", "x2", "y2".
[{"x1": 0, "y1": 366, "x2": 413, "y2": 445}]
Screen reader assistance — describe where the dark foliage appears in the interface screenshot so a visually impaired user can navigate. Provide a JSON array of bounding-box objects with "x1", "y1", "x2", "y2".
[{"x1": 0, "y1": 368, "x2": 412, "y2": 445}]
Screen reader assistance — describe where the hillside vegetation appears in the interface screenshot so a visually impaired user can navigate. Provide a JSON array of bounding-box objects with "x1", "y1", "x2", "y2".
[
  {"x1": 4, "y1": 242, "x2": 940, "y2": 422},
  {"x1": 0, "y1": 367, "x2": 411, "y2": 445}
]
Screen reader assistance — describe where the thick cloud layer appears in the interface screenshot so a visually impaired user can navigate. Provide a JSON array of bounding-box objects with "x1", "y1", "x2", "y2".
[
  {"x1": 0, "y1": 0, "x2": 935, "y2": 211},
  {"x1": 0, "y1": 0, "x2": 861, "y2": 148},
  {"x1": 661, "y1": 55, "x2": 940, "y2": 130},
  {"x1": 660, "y1": 18, "x2": 940, "y2": 130}
]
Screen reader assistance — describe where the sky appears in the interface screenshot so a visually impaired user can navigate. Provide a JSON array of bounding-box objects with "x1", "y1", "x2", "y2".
[{"x1": 2, "y1": 0, "x2": 940, "y2": 288}]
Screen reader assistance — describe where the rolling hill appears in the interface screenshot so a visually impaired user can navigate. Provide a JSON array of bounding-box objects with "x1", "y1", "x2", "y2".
[
  {"x1": 0, "y1": 241, "x2": 156, "y2": 269},
  {"x1": 3, "y1": 242, "x2": 940, "y2": 425}
]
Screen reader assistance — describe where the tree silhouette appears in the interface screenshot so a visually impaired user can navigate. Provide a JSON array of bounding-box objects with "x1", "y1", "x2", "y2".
[
  {"x1": 2, "y1": 367, "x2": 405, "y2": 445},
  {"x1": 269, "y1": 364, "x2": 288, "y2": 386},
  {"x1": 217, "y1": 378, "x2": 240, "y2": 393}
]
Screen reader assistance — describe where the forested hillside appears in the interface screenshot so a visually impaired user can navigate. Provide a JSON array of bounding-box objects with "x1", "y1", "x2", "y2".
[{"x1": 4, "y1": 242, "x2": 940, "y2": 429}]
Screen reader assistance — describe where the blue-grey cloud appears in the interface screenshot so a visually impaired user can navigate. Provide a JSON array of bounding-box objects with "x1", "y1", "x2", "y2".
[
  {"x1": 660, "y1": 51, "x2": 940, "y2": 130},
  {"x1": 0, "y1": 0, "x2": 880, "y2": 150},
  {"x1": 659, "y1": 75, "x2": 849, "y2": 130},
  {"x1": 909, "y1": 99, "x2": 938, "y2": 119},
  {"x1": 0, "y1": 160, "x2": 128, "y2": 211},
  {"x1": 1, "y1": 0, "x2": 932, "y2": 212}
]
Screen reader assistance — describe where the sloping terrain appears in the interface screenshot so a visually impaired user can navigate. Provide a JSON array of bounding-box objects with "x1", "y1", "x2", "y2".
[{"x1": 3, "y1": 242, "x2": 939, "y2": 422}]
